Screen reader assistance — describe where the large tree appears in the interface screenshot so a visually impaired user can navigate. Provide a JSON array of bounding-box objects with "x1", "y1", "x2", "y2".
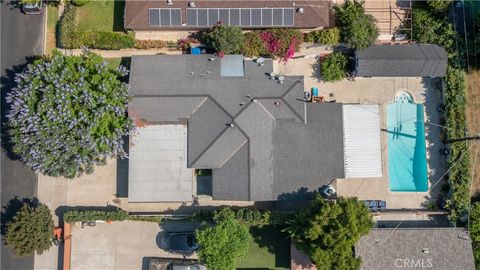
[
  {"x1": 204, "y1": 24, "x2": 244, "y2": 54},
  {"x1": 321, "y1": 52, "x2": 348, "y2": 82},
  {"x1": 334, "y1": 0, "x2": 379, "y2": 49},
  {"x1": 5, "y1": 204, "x2": 54, "y2": 257},
  {"x1": 6, "y1": 52, "x2": 133, "y2": 178},
  {"x1": 196, "y1": 208, "x2": 252, "y2": 270},
  {"x1": 412, "y1": 9, "x2": 456, "y2": 60},
  {"x1": 285, "y1": 196, "x2": 373, "y2": 270}
]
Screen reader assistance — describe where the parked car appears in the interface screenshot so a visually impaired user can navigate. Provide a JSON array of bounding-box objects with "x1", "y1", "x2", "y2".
[
  {"x1": 21, "y1": 0, "x2": 44, "y2": 15},
  {"x1": 149, "y1": 258, "x2": 206, "y2": 270},
  {"x1": 160, "y1": 232, "x2": 199, "y2": 253}
]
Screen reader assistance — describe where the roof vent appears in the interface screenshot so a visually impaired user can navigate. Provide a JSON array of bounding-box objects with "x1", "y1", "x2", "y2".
[
  {"x1": 167, "y1": 0, "x2": 173, "y2": 5},
  {"x1": 226, "y1": 123, "x2": 235, "y2": 128},
  {"x1": 278, "y1": 75, "x2": 285, "y2": 84},
  {"x1": 422, "y1": 248, "x2": 429, "y2": 254},
  {"x1": 296, "y1": 8, "x2": 304, "y2": 14},
  {"x1": 188, "y1": 2, "x2": 196, "y2": 8},
  {"x1": 274, "y1": 101, "x2": 281, "y2": 107}
]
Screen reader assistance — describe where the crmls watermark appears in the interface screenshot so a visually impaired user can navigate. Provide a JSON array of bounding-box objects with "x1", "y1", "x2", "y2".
[{"x1": 394, "y1": 258, "x2": 433, "y2": 268}]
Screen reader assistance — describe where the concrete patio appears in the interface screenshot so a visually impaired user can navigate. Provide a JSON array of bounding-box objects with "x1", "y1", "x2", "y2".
[{"x1": 278, "y1": 54, "x2": 447, "y2": 209}]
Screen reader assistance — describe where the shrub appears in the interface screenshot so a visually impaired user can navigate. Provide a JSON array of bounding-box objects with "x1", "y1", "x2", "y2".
[
  {"x1": 427, "y1": 0, "x2": 453, "y2": 13},
  {"x1": 196, "y1": 208, "x2": 252, "y2": 270},
  {"x1": 70, "y1": 0, "x2": 89, "y2": 6},
  {"x1": 412, "y1": 9, "x2": 457, "y2": 61},
  {"x1": 303, "y1": 28, "x2": 340, "y2": 45},
  {"x1": 204, "y1": 24, "x2": 244, "y2": 54},
  {"x1": 78, "y1": 31, "x2": 135, "y2": 50},
  {"x1": 285, "y1": 196, "x2": 373, "y2": 269},
  {"x1": 240, "y1": 31, "x2": 267, "y2": 58},
  {"x1": 195, "y1": 169, "x2": 212, "y2": 176},
  {"x1": 63, "y1": 209, "x2": 129, "y2": 223},
  {"x1": 57, "y1": 5, "x2": 80, "y2": 49},
  {"x1": 5, "y1": 204, "x2": 54, "y2": 256},
  {"x1": 334, "y1": 0, "x2": 379, "y2": 49},
  {"x1": 259, "y1": 29, "x2": 303, "y2": 61},
  {"x1": 6, "y1": 52, "x2": 133, "y2": 178},
  {"x1": 134, "y1": 39, "x2": 167, "y2": 49},
  {"x1": 191, "y1": 207, "x2": 292, "y2": 227},
  {"x1": 177, "y1": 37, "x2": 200, "y2": 50},
  {"x1": 321, "y1": 52, "x2": 348, "y2": 82}
]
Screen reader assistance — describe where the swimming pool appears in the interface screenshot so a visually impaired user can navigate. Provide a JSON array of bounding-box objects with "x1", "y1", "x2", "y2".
[{"x1": 386, "y1": 92, "x2": 428, "y2": 192}]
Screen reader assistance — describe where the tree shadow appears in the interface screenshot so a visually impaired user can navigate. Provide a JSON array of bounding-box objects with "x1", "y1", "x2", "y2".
[
  {"x1": 1, "y1": 56, "x2": 41, "y2": 160},
  {"x1": 249, "y1": 225, "x2": 291, "y2": 269},
  {"x1": 113, "y1": 0, "x2": 125, "y2": 32},
  {"x1": 1, "y1": 196, "x2": 39, "y2": 236},
  {"x1": 116, "y1": 135, "x2": 129, "y2": 198}
]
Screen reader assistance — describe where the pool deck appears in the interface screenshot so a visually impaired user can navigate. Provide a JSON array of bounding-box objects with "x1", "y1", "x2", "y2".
[{"x1": 278, "y1": 57, "x2": 447, "y2": 209}]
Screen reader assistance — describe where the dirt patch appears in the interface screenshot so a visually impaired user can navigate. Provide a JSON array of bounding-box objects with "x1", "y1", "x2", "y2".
[{"x1": 466, "y1": 70, "x2": 480, "y2": 195}]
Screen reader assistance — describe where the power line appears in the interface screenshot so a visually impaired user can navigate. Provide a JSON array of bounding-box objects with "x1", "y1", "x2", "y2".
[
  {"x1": 467, "y1": 142, "x2": 479, "y2": 235},
  {"x1": 376, "y1": 142, "x2": 476, "y2": 247},
  {"x1": 462, "y1": 0, "x2": 471, "y2": 72}
]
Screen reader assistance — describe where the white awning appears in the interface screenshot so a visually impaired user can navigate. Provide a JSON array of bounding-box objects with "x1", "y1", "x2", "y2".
[{"x1": 342, "y1": 105, "x2": 382, "y2": 178}]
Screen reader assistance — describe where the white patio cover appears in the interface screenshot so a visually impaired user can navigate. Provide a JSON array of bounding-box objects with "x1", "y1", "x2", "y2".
[{"x1": 342, "y1": 104, "x2": 382, "y2": 178}]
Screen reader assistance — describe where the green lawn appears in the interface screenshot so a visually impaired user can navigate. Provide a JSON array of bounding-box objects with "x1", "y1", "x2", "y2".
[
  {"x1": 237, "y1": 226, "x2": 291, "y2": 270},
  {"x1": 76, "y1": 0, "x2": 125, "y2": 32},
  {"x1": 104, "y1": 58, "x2": 122, "y2": 69},
  {"x1": 104, "y1": 57, "x2": 131, "y2": 70},
  {"x1": 46, "y1": 5, "x2": 59, "y2": 54}
]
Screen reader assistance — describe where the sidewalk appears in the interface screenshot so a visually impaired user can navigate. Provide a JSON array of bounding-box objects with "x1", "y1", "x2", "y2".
[{"x1": 60, "y1": 47, "x2": 183, "y2": 58}]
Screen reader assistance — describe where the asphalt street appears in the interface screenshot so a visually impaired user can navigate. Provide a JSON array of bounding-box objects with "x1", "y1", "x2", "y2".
[{"x1": 1, "y1": 1, "x2": 45, "y2": 269}]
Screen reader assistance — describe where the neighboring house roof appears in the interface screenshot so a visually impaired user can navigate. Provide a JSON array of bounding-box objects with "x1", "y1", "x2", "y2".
[
  {"x1": 129, "y1": 55, "x2": 382, "y2": 201},
  {"x1": 355, "y1": 44, "x2": 448, "y2": 77},
  {"x1": 124, "y1": 0, "x2": 333, "y2": 31},
  {"x1": 355, "y1": 228, "x2": 475, "y2": 270}
]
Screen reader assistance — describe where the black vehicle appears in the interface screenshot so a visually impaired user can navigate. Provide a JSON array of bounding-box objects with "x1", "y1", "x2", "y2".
[
  {"x1": 160, "y1": 232, "x2": 199, "y2": 253},
  {"x1": 22, "y1": 0, "x2": 44, "y2": 15}
]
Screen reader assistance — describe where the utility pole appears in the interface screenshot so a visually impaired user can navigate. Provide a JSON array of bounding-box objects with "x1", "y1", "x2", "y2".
[{"x1": 444, "y1": 136, "x2": 480, "y2": 144}]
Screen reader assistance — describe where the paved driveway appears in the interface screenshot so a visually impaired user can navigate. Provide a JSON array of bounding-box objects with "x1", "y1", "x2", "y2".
[{"x1": 71, "y1": 221, "x2": 199, "y2": 270}]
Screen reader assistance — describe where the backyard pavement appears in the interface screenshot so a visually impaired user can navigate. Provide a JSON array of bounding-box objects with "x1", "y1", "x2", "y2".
[
  {"x1": 70, "y1": 221, "x2": 199, "y2": 270},
  {"x1": 278, "y1": 53, "x2": 448, "y2": 209}
]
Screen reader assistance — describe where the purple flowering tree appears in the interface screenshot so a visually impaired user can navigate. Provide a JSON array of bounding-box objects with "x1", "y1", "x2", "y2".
[{"x1": 6, "y1": 52, "x2": 133, "y2": 178}]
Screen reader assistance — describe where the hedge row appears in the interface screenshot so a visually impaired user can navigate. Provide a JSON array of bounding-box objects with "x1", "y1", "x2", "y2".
[
  {"x1": 134, "y1": 40, "x2": 167, "y2": 49},
  {"x1": 443, "y1": 67, "x2": 471, "y2": 224},
  {"x1": 192, "y1": 208, "x2": 292, "y2": 227},
  {"x1": 57, "y1": 5, "x2": 135, "y2": 50},
  {"x1": 63, "y1": 209, "x2": 129, "y2": 223},
  {"x1": 303, "y1": 28, "x2": 340, "y2": 45}
]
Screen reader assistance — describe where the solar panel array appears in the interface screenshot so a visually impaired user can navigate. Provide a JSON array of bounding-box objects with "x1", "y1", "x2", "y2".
[
  {"x1": 149, "y1": 8, "x2": 182, "y2": 27},
  {"x1": 186, "y1": 8, "x2": 294, "y2": 27}
]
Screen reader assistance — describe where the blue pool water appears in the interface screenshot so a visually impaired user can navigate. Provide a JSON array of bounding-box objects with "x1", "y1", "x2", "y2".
[{"x1": 386, "y1": 97, "x2": 428, "y2": 192}]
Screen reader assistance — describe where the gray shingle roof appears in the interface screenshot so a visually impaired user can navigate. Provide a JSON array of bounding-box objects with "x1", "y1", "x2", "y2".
[
  {"x1": 355, "y1": 228, "x2": 475, "y2": 270},
  {"x1": 129, "y1": 54, "x2": 344, "y2": 201},
  {"x1": 355, "y1": 44, "x2": 448, "y2": 77}
]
